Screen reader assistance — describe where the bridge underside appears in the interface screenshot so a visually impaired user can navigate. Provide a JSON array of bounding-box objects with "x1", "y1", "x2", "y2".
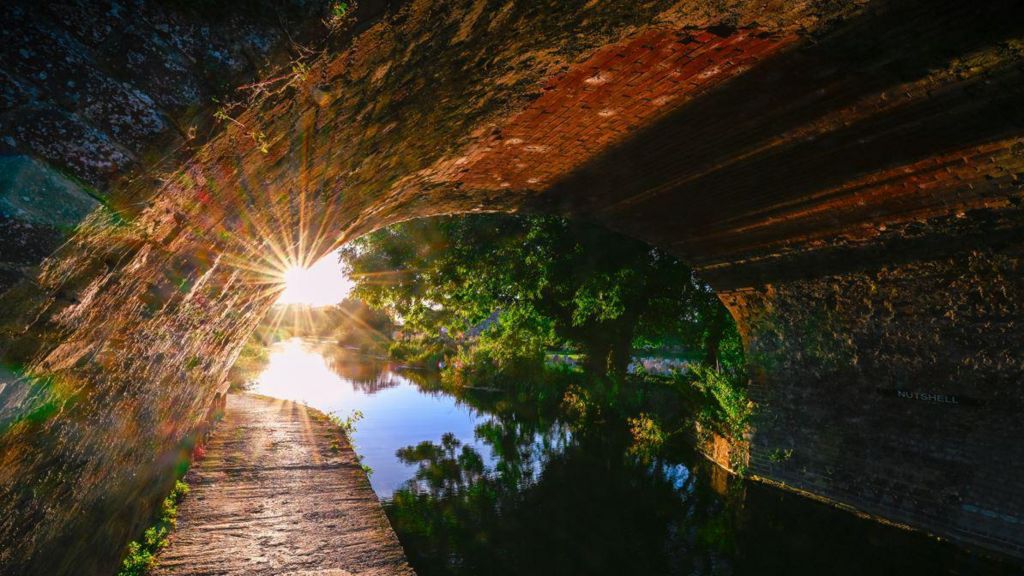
[{"x1": 0, "y1": 0, "x2": 1022, "y2": 572}]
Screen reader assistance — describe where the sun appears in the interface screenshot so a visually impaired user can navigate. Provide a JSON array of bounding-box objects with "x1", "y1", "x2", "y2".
[{"x1": 276, "y1": 249, "x2": 353, "y2": 307}]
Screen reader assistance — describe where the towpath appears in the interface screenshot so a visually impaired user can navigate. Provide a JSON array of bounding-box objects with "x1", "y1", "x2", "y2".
[{"x1": 154, "y1": 393, "x2": 414, "y2": 576}]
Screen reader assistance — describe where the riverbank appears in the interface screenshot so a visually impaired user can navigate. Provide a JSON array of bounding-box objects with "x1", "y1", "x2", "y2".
[
  {"x1": 235, "y1": 339, "x2": 1019, "y2": 575},
  {"x1": 152, "y1": 393, "x2": 413, "y2": 576}
]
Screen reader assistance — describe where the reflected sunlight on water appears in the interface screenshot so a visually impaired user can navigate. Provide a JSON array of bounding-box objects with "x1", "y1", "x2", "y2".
[
  {"x1": 246, "y1": 341, "x2": 1015, "y2": 576},
  {"x1": 252, "y1": 338, "x2": 495, "y2": 497}
]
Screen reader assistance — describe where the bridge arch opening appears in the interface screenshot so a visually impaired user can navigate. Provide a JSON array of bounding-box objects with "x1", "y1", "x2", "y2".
[{"x1": 0, "y1": 0, "x2": 1022, "y2": 573}]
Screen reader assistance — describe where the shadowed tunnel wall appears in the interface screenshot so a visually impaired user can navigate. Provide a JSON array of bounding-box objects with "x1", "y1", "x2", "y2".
[{"x1": 0, "y1": 0, "x2": 1023, "y2": 573}]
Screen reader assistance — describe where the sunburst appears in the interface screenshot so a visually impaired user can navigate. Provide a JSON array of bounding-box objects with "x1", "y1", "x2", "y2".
[{"x1": 276, "y1": 249, "x2": 353, "y2": 307}]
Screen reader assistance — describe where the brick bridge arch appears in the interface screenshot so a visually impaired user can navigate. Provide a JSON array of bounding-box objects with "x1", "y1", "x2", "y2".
[{"x1": 1, "y1": 0, "x2": 1022, "y2": 572}]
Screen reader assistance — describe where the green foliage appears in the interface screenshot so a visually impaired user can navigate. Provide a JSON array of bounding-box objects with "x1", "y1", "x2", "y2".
[
  {"x1": 687, "y1": 363, "x2": 752, "y2": 442},
  {"x1": 0, "y1": 370, "x2": 75, "y2": 434},
  {"x1": 626, "y1": 413, "x2": 665, "y2": 463},
  {"x1": 561, "y1": 384, "x2": 592, "y2": 419},
  {"x1": 118, "y1": 540, "x2": 154, "y2": 576},
  {"x1": 716, "y1": 320, "x2": 745, "y2": 370},
  {"x1": 328, "y1": 409, "x2": 364, "y2": 436},
  {"x1": 388, "y1": 340, "x2": 444, "y2": 366},
  {"x1": 442, "y1": 308, "x2": 550, "y2": 388},
  {"x1": 117, "y1": 480, "x2": 190, "y2": 576},
  {"x1": 291, "y1": 61, "x2": 310, "y2": 82},
  {"x1": 326, "y1": 409, "x2": 371, "y2": 474},
  {"x1": 212, "y1": 108, "x2": 269, "y2": 153},
  {"x1": 768, "y1": 447, "x2": 794, "y2": 463},
  {"x1": 342, "y1": 214, "x2": 735, "y2": 379},
  {"x1": 571, "y1": 269, "x2": 631, "y2": 326}
]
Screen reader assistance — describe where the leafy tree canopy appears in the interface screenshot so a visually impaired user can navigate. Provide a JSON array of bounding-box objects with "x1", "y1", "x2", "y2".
[{"x1": 340, "y1": 214, "x2": 740, "y2": 377}]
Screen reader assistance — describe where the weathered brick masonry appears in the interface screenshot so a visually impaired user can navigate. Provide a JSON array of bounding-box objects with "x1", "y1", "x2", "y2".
[
  {"x1": 732, "y1": 247, "x2": 1024, "y2": 556},
  {"x1": 1, "y1": 0, "x2": 1023, "y2": 573},
  {"x1": 525, "y1": 0, "x2": 1024, "y2": 557},
  {"x1": 0, "y1": 0, "x2": 331, "y2": 292},
  {"x1": 432, "y1": 28, "x2": 797, "y2": 191}
]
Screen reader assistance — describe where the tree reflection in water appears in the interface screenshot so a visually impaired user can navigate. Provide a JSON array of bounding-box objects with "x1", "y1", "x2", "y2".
[
  {"x1": 385, "y1": 407, "x2": 732, "y2": 576},
  {"x1": 263, "y1": 345, "x2": 1015, "y2": 575},
  {"x1": 383, "y1": 374, "x2": 1019, "y2": 576},
  {"x1": 319, "y1": 345, "x2": 397, "y2": 394}
]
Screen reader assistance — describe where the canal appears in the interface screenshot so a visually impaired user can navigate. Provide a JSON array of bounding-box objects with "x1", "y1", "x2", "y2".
[{"x1": 252, "y1": 338, "x2": 1018, "y2": 576}]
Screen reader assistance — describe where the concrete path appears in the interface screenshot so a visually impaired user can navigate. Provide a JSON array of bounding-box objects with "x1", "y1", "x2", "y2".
[{"x1": 154, "y1": 393, "x2": 414, "y2": 576}]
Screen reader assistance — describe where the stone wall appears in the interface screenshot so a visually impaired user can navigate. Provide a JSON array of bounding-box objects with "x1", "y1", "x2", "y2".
[
  {"x1": 0, "y1": 0, "x2": 336, "y2": 294},
  {"x1": 0, "y1": 0, "x2": 1022, "y2": 573},
  {"x1": 726, "y1": 218, "x2": 1024, "y2": 557},
  {"x1": 3, "y1": 2, "x2": 776, "y2": 573}
]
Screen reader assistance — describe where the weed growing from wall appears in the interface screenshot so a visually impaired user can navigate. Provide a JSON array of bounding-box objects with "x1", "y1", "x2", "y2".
[{"x1": 116, "y1": 480, "x2": 190, "y2": 576}]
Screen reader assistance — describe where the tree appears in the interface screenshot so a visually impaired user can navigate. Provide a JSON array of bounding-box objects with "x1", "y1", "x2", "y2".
[{"x1": 341, "y1": 214, "x2": 737, "y2": 378}]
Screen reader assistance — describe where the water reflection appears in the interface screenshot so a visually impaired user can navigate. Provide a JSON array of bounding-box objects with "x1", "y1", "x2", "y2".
[
  {"x1": 255, "y1": 339, "x2": 395, "y2": 402},
  {"x1": 253, "y1": 339, "x2": 1019, "y2": 576},
  {"x1": 252, "y1": 338, "x2": 496, "y2": 496},
  {"x1": 388, "y1": 426, "x2": 713, "y2": 576}
]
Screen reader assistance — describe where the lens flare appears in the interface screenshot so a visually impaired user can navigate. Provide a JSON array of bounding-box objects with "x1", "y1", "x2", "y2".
[{"x1": 275, "y1": 249, "x2": 353, "y2": 307}]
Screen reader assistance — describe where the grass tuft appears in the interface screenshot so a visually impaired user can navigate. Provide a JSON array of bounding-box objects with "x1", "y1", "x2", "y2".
[{"x1": 117, "y1": 480, "x2": 190, "y2": 576}]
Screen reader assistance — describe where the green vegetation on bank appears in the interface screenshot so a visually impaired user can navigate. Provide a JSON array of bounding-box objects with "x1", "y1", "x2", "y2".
[
  {"x1": 340, "y1": 214, "x2": 742, "y2": 379},
  {"x1": 325, "y1": 409, "x2": 373, "y2": 476},
  {"x1": 116, "y1": 479, "x2": 190, "y2": 576},
  {"x1": 687, "y1": 364, "x2": 752, "y2": 444},
  {"x1": 229, "y1": 212, "x2": 752, "y2": 463},
  {"x1": 334, "y1": 213, "x2": 752, "y2": 452}
]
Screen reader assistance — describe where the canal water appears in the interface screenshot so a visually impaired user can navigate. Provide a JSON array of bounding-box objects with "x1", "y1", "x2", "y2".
[{"x1": 252, "y1": 338, "x2": 1019, "y2": 576}]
